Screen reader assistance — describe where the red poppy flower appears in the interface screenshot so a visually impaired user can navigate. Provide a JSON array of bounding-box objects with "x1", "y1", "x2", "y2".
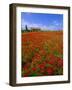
[
  {"x1": 32, "y1": 67, "x2": 36, "y2": 71},
  {"x1": 24, "y1": 74, "x2": 28, "y2": 77},
  {"x1": 22, "y1": 32, "x2": 63, "y2": 76},
  {"x1": 46, "y1": 67, "x2": 54, "y2": 75},
  {"x1": 39, "y1": 64, "x2": 45, "y2": 69},
  {"x1": 57, "y1": 58, "x2": 63, "y2": 67}
]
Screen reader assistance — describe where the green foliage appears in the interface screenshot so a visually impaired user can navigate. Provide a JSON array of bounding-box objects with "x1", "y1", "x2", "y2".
[
  {"x1": 43, "y1": 42, "x2": 50, "y2": 54},
  {"x1": 30, "y1": 73, "x2": 37, "y2": 76},
  {"x1": 41, "y1": 55, "x2": 46, "y2": 61},
  {"x1": 54, "y1": 67, "x2": 63, "y2": 75},
  {"x1": 53, "y1": 50, "x2": 63, "y2": 58},
  {"x1": 34, "y1": 47, "x2": 39, "y2": 52},
  {"x1": 46, "y1": 64, "x2": 53, "y2": 68}
]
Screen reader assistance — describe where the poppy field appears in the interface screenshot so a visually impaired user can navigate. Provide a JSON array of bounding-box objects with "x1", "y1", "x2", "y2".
[{"x1": 21, "y1": 31, "x2": 63, "y2": 77}]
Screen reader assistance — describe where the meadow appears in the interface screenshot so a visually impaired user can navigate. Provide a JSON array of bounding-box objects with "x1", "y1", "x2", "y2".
[{"x1": 21, "y1": 31, "x2": 63, "y2": 77}]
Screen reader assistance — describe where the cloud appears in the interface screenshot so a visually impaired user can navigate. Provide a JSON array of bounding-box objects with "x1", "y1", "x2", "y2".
[
  {"x1": 21, "y1": 19, "x2": 63, "y2": 31},
  {"x1": 47, "y1": 25, "x2": 55, "y2": 30},
  {"x1": 53, "y1": 21, "x2": 61, "y2": 26},
  {"x1": 47, "y1": 20, "x2": 63, "y2": 30},
  {"x1": 41, "y1": 25, "x2": 49, "y2": 30},
  {"x1": 21, "y1": 19, "x2": 49, "y2": 30},
  {"x1": 21, "y1": 19, "x2": 29, "y2": 29}
]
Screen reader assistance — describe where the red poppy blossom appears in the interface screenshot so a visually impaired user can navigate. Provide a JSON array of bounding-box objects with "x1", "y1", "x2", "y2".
[
  {"x1": 39, "y1": 64, "x2": 45, "y2": 69},
  {"x1": 46, "y1": 67, "x2": 54, "y2": 75},
  {"x1": 32, "y1": 67, "x2": 37, "y2": 71},
  {"x1": 22, "y1": 32, "x2": 63, "y2": 76},
  {"x1": 57, "y1": 58, "x2": 63, "y2": 67}
]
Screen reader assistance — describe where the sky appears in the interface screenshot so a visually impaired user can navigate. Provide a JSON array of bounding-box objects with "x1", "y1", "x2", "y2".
[{"x1": 21, "y1": 12, "x2": 63, "y2": 31}]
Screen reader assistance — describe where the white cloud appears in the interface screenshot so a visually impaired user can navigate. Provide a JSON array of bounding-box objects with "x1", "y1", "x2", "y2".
[
  {"x1": 21, "y1": 19, "x2": 49, "y2": 30},
  {"x1": 54, "y1": 21, "x2": 59, "y2": 26},
  {"x1": 21, "y1": 19, "x2": 62, "y2": 31},
  {"x1": 21, "y1": 19, "x2": 29, "y2": 29},
  {"x1": 41, "y1": 25, "x2": 49, "y2": 30},
  {"x1": 47, "y1": 25, "x2": 56, "y2": 30},
  {"x1": 53, "y1": 20, "x2": 62, "y2": 27}
]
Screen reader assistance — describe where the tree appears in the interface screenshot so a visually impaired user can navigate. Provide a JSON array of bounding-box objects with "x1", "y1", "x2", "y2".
[{"x1": 25, "y1": 25, "x2": 28, "y2": 31}]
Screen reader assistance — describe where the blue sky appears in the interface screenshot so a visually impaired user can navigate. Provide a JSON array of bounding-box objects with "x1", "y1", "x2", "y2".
[{"x1": 21, "y1": 12, "x2": 63, "y2": 31}]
